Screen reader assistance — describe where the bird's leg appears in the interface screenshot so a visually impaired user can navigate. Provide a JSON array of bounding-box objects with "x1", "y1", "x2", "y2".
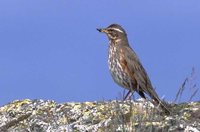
[{"x1": 123, "y1": 90, "x2": 133, "y2": 100}]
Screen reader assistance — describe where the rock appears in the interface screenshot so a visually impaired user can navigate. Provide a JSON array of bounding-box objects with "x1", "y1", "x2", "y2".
[{"x1": 0, "y1": 99, "x2": 199, "y2": 132}]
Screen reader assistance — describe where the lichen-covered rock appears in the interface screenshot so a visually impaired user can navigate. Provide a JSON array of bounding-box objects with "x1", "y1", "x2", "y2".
[{"x1": 0, "y1": 99, "x2": 199, "y2": 132}]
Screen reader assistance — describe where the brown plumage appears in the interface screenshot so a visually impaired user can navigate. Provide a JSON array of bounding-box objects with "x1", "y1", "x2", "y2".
[{"x1": 97, "y1": 24, "x2": 170, "y2": 115}]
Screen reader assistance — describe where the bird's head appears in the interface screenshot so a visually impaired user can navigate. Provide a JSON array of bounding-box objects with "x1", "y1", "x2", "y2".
[{"x1": 97, "y1": 24, "x2": 127, "y2": 41}]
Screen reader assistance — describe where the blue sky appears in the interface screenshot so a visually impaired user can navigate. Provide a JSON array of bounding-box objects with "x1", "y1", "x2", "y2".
[{"x1": 0, "y1": 0, "x2": 199, "y2": 106}]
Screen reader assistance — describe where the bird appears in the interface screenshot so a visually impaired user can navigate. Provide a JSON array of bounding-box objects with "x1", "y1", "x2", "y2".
[{"x1": 97, "y1": 24, "x2": 170, "y2": 114}]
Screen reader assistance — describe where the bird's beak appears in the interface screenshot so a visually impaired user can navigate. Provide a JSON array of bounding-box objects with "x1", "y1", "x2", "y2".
[{"x1": 97, "y1": 28, "x2": 108, "y2": 34}]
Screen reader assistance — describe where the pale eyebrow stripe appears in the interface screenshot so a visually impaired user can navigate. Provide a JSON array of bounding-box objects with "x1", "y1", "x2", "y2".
[{"x1": 109, "y1": 28, "x2": 124, "y2": 33}]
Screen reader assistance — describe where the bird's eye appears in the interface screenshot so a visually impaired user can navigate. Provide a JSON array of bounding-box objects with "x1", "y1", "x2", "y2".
[
  {"x1": 108, "y1": 29, "x2": 114, "y2": 32},
  {"x1": 111, "y1": 32, "x2": 118, "y2": 38}
]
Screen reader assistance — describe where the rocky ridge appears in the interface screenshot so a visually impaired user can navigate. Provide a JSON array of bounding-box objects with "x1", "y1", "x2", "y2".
[{"x1": 0, "y1": 99, "x2": 199, "y2": 132}]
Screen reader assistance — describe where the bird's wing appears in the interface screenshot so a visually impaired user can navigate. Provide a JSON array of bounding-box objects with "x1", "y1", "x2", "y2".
[
  {"x1": 122, "y1": 46, "x2": 156, "y2": 96},
  {"x1": 120, "y1": 46, "x2": 171, "y2": 115}
]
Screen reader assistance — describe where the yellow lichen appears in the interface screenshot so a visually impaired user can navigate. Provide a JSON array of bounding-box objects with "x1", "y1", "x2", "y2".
[
  {"x1": 0, "y1": 99, "x2": 31, "y2": 112},
  {"x1": 183, "y1": 112, "x2": 191, "y2": 120}
]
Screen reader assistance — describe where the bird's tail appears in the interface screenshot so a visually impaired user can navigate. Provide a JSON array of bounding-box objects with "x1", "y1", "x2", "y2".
[
  {"x1": 148, "y1": 88, "x2": 171, "y2": 115},
  {"x1": 153, "y1": 97, "x2": 171, "y2": 115}
]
